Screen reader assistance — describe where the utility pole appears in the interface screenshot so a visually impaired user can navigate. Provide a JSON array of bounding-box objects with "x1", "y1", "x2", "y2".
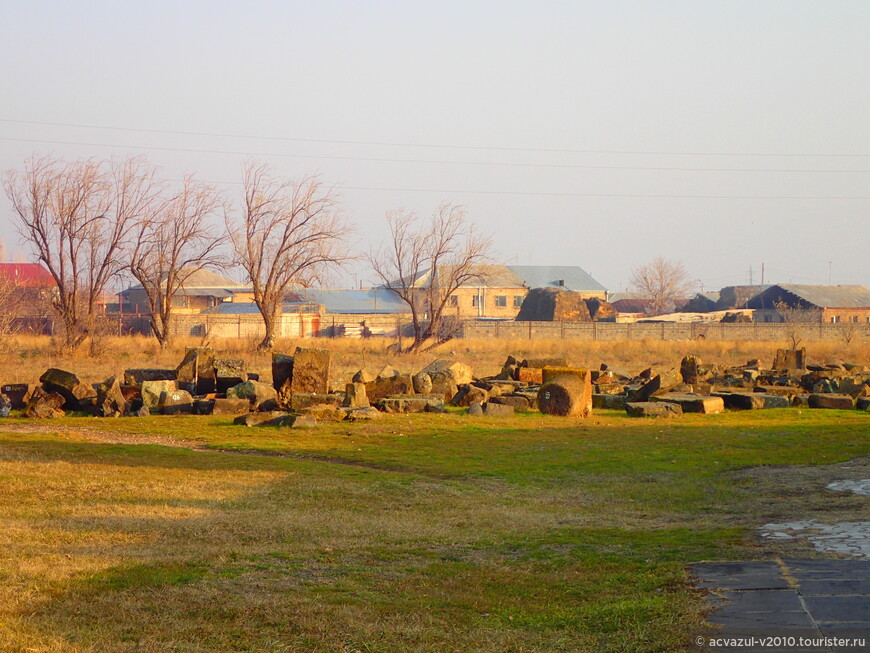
[{"x1": 761, "y1": 262, "x2": 765, "y2": 286}]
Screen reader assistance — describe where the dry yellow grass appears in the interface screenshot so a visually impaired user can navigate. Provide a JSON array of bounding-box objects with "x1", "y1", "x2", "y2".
[{"x1": 1, "y1": 333, "x2": 867, "y2": 390}]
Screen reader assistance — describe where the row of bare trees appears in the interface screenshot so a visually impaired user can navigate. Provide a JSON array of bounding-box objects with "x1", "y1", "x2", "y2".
[
  {"x1": 3, "y1": 155, "x2": 491, "y2": 353},
  {"x1": 3, "y1": 156, "x2": 354, "y2": 352}
]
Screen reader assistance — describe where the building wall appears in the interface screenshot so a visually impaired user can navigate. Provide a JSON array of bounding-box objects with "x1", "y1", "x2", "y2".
[
  {"x1": 168, "y1": 312, "x2": 322, "y2": 339},
  {"x1": 822, "y1": 308, "x2": 870, "y2": 324},
  {"x1": 443, "y1": 286, "x2": 607, "y2": 319},
  {"x1": 754, "y1": 307, "x2": 870, "y2": 324}
]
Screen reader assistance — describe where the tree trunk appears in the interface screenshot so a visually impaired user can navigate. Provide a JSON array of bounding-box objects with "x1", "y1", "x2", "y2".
[{"x1": 258, "y1": 310, "x2": 277, "y2": 352}]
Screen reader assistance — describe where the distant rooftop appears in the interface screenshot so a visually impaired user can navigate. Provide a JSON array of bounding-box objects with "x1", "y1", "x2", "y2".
[
  {"x1": 508, "y1": 265, "x2": 606, "y2": 292},
  {"x1": 747, "y1": 284, "x2": 870, "y2": 309},
  {"x1": 0, "y1": 263, "x2": 55, "y2": 288}
]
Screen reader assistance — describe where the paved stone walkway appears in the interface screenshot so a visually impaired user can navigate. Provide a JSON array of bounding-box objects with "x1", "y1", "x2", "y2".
[{"x1": 690, "y1": 559, "x2": 870, "y2": 652}]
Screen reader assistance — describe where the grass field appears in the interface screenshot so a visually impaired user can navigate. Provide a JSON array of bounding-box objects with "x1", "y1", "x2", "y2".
[{"x1": 2, "y1": 406, "x2": 869, "y2": 652}]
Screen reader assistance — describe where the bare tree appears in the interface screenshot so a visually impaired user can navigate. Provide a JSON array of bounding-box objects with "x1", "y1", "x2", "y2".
[
  {"x1": 775, "y1": 300, "x2": 822, "y2": 349},
  {"x1": 129, "y1": 175, "x2": 227, "y2": 349},
  {"x1": 369, "y1": 203, "x2": 492, "y2": 352},
  {"x1": 229, "y1": 162, "x2": 350, "y2": 352},
  {"x1": 629, "y1": 257, "x2": 694, "y2": 316},
  {"x1": 3, "y1": 155, "x2": 159, "y2": 351}
]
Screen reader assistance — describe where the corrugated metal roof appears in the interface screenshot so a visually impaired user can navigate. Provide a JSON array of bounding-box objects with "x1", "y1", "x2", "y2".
[
  {"x1": 508, "y1": 265, "x2": 606, "y2": 292},
  {"x1": 747, "y1": 284, "x2": 870, "y2": 309},
  {"x1": 407, "y1": 265, "x2": 525, "y2": 289},
  {"x1": 0, "y1": 263, "x2": 55, "y2": 288},
  {"x1": 299, "y1": 288, "x2": 407, "y2": 314},
  {"x1": 203, "y1": 290, "x2": 407, "y2": 315},
  {"x1": 207, "y1": 302, "x2": 320, "y2": 315}
]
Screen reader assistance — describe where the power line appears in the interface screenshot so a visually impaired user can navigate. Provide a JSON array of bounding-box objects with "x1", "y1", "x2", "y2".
[
  {"x1": 2, "y1": 136, "x2": 870, "y2": 175},
  {"x1": 2, "y1": 117, "x2": 869, "y2": 158}
]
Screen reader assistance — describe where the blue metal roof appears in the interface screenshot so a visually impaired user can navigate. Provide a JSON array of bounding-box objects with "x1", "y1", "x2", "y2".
[
  {"x1": 299, "y1": 288, "x2": 407, "y2": 314},
  {"x1": 205, "y1": 289, "x2": 407, "y2": 316},
  {"x1": 507, "y1": 265, "x2": 606, "y2": 292}
]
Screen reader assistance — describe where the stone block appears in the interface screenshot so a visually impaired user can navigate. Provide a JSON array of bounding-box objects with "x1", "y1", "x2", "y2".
[
  {"x1": 482, "y1": 402, "x2": 514, "y2": 416},
  {"x1": 158, "y1": 389, "x2": 194, "y2": 415},
  {"x1": 176, "y1": 347, "x2": 215, "y2": 392},
  {"x1": 0, "y1": 394, "x2": 10, "y2": 417},
  {"x1": 517, "y1": 367, "x2": 543, "y2": 384},
  {"x1": 594, "y1": 383, "x2": 625, "y2": 395},
  {"x1": 39, "y1": 368, "x2": 94, "y2": 410},
  {"x1": 1, "y1": 383, "x2": 28, "y2": 410},
  {"x1": 344, "y1": 406, "x2": 382, "y2": 421},
  {"x1": 290, "y1": 348, "x2": 331, "y2": 395},
  {"x1": 808, "y1": 394, "x2": 855, "y2": 410},
  {"x1": 212, "y1": 397, "x2": 252, "y2": 415},
  {"x1": 377, "y1": 365, "x2": 401, "y2": 379},
  {"x1": 592, "y1": 394, "x2": 625, "y2": 410},
  {"x1": 538, "y1": 369, "x2": 592, "y2": 417},
  {"x1": 713, "y1": 392, "x2": 764, "y2": 410},
  {"x1": 352, "y1": 369, "x2": 376, "y2": 384},
  {"x1": 227, "y1": 380, "x2": 279, "y2": 411},
  {"x1": 24, "y1": 388, "x2": 65, "y2": 419},
  {"x1": 773, "y1": 348, "x2": 806, "y2": 371},
  {"x1": 838, "y1": 376, "x2": 870, "y2": 398},
  {"x1": 857, "y1": 397, "x2": 870, "y2": 411},
  {"x1": 625, "y1": 401, "x2": 683, "y2": 418},
  {"x1": 343, "y1": 382, "x2": 369, "y2": 408},
  {"x1": 290, "y1": 393, "x2": 344, "y2": 412},
  {"x1": 123, "y1": 368, "x2": 177, "y2": 386},
  {"x1": 522, "y1": 357, "x2": 568, "y2": 369},
  {"x1": 653, "y1": 393, "x2": 725, "y2": 414},
  {"x1": 513, "y1": 391, "x2": 539, "y2": 410},
  {"x1": 754, "y1": 385, "x2": 804, "y2": 397},
  {"x1": 233, "y1": 411, "x2": 296, "y2": 427},
  {"x1": 365, "y1": 375, "x2": 414, "y2": 402},
  {"x1": 141, "y1": 380, "x2": 178, "y2": 411},
  {"x1": 214, "y1": 358, "x2": 247, "y2": 394},
  {"x1": 376, "y1": 396, "x2": 444, "y2": 414},
  {"x1": 628, "y1": 369, "x2": 682, "y2": 402},
  {"x1": 488, "y1": 395, "x2": 531, "y2": 411},
  {"x1": 94, "y1": 376, "x2": 129, "y2": 417},
  {"x1": 465, "y1": 402, "x2": 484, "y2": 416},
  {"x1": 451, "y1": 384, "x2": 488, "y2": 407},
  {"x1": 420, "y1": 359, "x2": 474, "y2": 385},
  {"x1": 412, "y1": 372, "x2": 433, "y2": 395},
  {"x1": 298, "y1": 404, "x2": 346, "y2": 421}
]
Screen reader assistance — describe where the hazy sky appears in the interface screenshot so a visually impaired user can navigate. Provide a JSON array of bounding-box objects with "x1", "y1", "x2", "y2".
[{"x1": 2, "y1": 1, "x2": 868, "y2": 293}]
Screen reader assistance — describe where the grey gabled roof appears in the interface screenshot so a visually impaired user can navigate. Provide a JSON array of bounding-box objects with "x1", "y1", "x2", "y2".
[
  {"x1": 507, "y1": 265, "x2": 606, "y2": 292},
  {"x1": 747, "y1": 284, "x2": 870, "y2": 309}
]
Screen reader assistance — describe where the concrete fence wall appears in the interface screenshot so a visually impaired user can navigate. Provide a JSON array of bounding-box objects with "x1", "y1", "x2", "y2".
[{"x1": 462, "y1": 320, "x2": 870, "y2": 342}]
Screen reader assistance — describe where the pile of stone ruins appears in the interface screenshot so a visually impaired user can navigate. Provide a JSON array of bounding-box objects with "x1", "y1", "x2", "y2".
[
  {"x1": 2, "y1": 346, "x2": 868, "y2": 425},
  {"x1": 590, "y1": 347, "x2": 870, "y2": 417}
]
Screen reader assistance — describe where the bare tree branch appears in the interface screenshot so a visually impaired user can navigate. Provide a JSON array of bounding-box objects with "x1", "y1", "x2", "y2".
[
  {"x1": 629, "y1": 257, "x2": 694, "y2": 316},
  {"x1": 228, "y1": 161, "x2": 351, "y2": 351},
  {"x1": 129, "y1": 175, "x2": 227, "y2": 348},
  {"x1": 369, "y1": 202, "x2": 492, "y2": 352},
  {"x1": 3, "y1": 155, "x2": 157, "y2": 351}
]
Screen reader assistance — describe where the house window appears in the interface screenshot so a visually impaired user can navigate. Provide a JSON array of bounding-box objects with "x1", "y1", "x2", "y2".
[
  {"x1": 495, "y1": 295, "x2": 507, "y2": 307},
  {"x1": 448, "y1": 295, "x2": 458, "y2": 307},
  {"x1": 851, "y1": 315, "x2": 859, "y2": 323},
  {"x1": 513, "y1": 295, "x2": 524, "y2": 307},
  {"x1": 471, "y1": 295, "x2": 479, "y2": 307},
  {"x1": 830, "y1": 315, "x2": 839, "y2": 324}
]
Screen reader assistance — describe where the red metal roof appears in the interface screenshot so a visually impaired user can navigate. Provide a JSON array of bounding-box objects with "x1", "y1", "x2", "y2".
[{"x1": 0, "y1": 263, "x2": 56, "y2": 288}]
